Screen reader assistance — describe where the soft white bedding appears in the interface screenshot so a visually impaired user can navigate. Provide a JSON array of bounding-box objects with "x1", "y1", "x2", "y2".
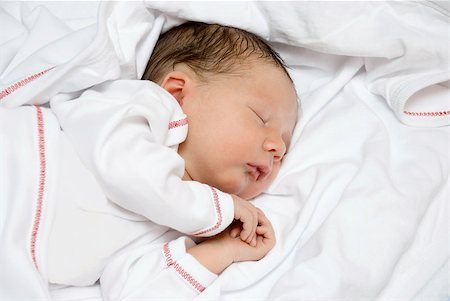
[{"x1": 0, "y1": 1, "x2": 448, "y2": 300}]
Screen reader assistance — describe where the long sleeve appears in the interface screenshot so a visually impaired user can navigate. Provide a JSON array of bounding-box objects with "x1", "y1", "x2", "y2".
[
  {"x1": 100, "y1": 236, "x2": 218, "y2": 300},
  {"x1": 50, "y1": 80, "x2": 234, "y2": 236}
]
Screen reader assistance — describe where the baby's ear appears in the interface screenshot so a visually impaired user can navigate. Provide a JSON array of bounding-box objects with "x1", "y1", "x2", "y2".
[{"x1": 160, "y1": 71, "x2": 188, "y2": 106}]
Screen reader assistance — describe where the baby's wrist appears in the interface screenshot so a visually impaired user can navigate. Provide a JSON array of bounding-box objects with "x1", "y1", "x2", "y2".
[{"x1": 187, "y1": 240, "x2": 233, "y2": 275}]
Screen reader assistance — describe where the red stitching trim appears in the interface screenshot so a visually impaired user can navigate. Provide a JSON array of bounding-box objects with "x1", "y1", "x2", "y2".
[
  {"x1": 163, "y1": 243, "x2": 206, "y2": 293},
  {"x1": 0, "y1": 67, "x2": 54, "y2": 101},
  {"x1": 163, "y1": 243, "x2": 175, "y2": 267},
  {"x1": 404, "y1": 110, "x2": 450, "y2": 117},
  {"x1": 168, "y1": 117, "x2": 188, "y2": 130},
  {"x1": 30, "y1": 106, "x2": 46, "y2": 271},
  {"x1": 192, "y1": 187, "x2": 222, "y2": 236}
]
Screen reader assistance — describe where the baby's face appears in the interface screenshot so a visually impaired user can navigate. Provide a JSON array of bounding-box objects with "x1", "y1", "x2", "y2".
[{"x1": 177, "y1": 62, "x2": 298, "y2": 200}]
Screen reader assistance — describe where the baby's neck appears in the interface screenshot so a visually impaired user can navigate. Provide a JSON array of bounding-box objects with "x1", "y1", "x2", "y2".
[{"x1": 182, "y1": 169, "x2": 193, "y2": 181}]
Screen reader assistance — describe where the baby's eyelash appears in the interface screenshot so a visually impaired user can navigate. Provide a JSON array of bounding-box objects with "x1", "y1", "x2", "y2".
[
  {"x1": 257, "y1": 113, "x2": 265, "y2": 123},
  {"x1": 250, "y1": 107, "x2": 265, "y2": 123}
]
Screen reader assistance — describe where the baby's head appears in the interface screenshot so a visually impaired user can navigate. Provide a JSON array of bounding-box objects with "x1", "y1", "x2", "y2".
[{"x1": 143, "y1": 22, "x2": 298, "y2": 199}]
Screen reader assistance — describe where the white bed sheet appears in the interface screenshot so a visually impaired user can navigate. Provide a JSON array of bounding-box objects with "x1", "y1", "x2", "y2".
[{"x1": 1, "y1": 1, "x2": 449, "y2": 300}]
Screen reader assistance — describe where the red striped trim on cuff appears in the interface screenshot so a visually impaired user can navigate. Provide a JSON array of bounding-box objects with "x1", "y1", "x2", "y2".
[
  {"x1": 192, "y1": 187, "x2": 223, "y2": 236},
  {"x1": 163, "y1": 243, "x2": 206, "y2": 293},
  {"x1": 404, "y1": 110, "x2": 450, "y2": 117},
  {"x1": 168, "y1": 117, "x2": 188, "y2": 130},
  {"x1": 0, "y1": 67, "x2": 54, "y2": 101},
  {"x1": 30, "y1": 106, "x2": 46, "y2": 271}
]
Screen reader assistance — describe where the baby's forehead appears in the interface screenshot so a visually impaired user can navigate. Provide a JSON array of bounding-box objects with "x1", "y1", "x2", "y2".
[{"x1": 252, "y1": 69, "x2": 297, "y2": 110}]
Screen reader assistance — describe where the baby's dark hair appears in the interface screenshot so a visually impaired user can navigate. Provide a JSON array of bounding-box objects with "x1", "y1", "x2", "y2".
[{"x1": 142, "y1": 21, "x2": 291, "y2": 83}]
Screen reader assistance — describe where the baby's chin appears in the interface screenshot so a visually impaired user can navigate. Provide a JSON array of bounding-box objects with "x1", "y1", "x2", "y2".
[
  {"x1": 199, "y1": 174, "x2": 267, "y2": 200},
  {"x1": 210, "y1": 178, "x2": 254, "y2": 199},
  {"x1": 236, "y1": 176, "x2": 276, "y2": 200},
  {"x1": 230, "y1": 179, "x2": 267, "y2": 200},
  {"x1": 236, "y1": 186, "x2": 265, "y2": 200}
]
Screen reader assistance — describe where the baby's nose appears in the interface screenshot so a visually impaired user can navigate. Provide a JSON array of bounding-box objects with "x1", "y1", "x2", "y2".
[{"x1": 263, "y1": 134, "x2": 286, "y2": 161}]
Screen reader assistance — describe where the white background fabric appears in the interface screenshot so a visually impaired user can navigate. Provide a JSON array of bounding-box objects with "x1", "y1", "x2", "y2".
[{"x1": 0, "y1": 1, "x2": 448, "y2": 300}]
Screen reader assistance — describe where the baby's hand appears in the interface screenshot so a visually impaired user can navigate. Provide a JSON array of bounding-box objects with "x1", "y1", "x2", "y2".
[
  {"x1": 187, "y1": 209, "x2": 275, "y2": 274},
  {"x1": 232, "y1": 195, "x2": 258, "y2": 246},
  {"x1": 224, "y1": 208, "x2": 276, "y2": 263}
]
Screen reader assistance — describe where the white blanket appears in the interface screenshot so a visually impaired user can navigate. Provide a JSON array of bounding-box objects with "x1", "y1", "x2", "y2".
[{"x1": 0, "y1": 1, "x2": 448, "y2": 300}]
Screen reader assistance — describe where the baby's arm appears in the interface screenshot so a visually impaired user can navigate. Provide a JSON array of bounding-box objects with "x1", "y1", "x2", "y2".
[
  {"x1": 101, "y1": 236, "x2": 218, "y2": 300},
  {"x1": 188, "y1": 208, "x2": 276, "y2": 274},
  {"x1": 100, "y1": 210, "x2": 275, "y2": 300},
  {"x1": 52, "y1": 80, "x2": 235, "y2": 236}
]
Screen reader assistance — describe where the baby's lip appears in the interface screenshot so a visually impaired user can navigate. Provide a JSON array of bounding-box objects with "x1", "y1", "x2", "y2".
[{"x1": 247, "y1": 164, "x2": 271, "y2": 181}]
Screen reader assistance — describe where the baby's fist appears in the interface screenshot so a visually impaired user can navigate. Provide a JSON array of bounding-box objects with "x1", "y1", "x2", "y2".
[
  {"x1": 232, "y1": 195, "x2": 258, "y2": 246},
  {"x1": 227, "y1": 208, "x2": 276, "y2": 263}
]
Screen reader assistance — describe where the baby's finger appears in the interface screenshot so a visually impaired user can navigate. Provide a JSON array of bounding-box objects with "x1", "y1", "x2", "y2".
[
  {"x1": 256, "y1": 213, "x2": 275, "y2": 240},
  {"x1": 239, "y1": 218, "x2": 253, "y2": 242},
  {"x1": 230, "y1": 224, "x2": 241, "y2": 238},
  {"x1": 256, "y1": 207, "x2": 266, "y2": 217},
  {"x1": 256, "y1": 208, "x2": 269, "y2": 225},
  {"x1": 256, "y1": 225, "x2": 269, "y2": 235},
  {"x1": 257, "y1": 226, "x2": 274, "y2": 242},
  {"x1": 241, "y1": 213, "x2": 257, "y2": 242},
  {"x1": 250, "y1": 236, "x2": 257, "y2": 247},
  {"x1": 246, "y1": 220, "x2": 258, "y2": 244},
  {"x1": 242, "y1": 227, "x2": 255, "y2": 244}
]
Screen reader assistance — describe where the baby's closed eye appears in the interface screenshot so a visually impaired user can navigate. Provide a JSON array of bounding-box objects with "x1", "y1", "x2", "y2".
[{"x1": 249, "y1": 106, "x2": 266, "y2": 124}]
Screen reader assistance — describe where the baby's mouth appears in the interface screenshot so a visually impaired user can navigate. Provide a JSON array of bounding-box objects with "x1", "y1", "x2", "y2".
[{"x1": 246, "y1": 164, "x2": 270, "y2": 181}]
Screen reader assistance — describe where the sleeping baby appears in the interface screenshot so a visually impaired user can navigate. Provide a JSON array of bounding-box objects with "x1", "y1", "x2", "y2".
[{"x1": 48, "y1": 21, "x2": 298, "y2": 299}]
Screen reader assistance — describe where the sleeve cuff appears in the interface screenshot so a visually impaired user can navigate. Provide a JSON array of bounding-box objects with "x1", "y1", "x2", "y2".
[
  {"x1": 191, "y1": 187, "x2": 234, "y2": 237},
  {"x1": 162, "y1": 236, "x2": 217, "y2": 293}
]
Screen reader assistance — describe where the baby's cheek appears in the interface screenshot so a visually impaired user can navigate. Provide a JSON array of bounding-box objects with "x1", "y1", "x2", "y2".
[
  {"x1": 214, "y1": 174, "x2": 246, "y2": 196},
  {"x1": 269, "y1": 162, "x2": 282, "y2": 183}
]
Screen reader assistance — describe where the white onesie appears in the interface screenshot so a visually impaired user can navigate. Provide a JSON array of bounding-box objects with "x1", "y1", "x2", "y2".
[{"x1": 47, "y1": 80, "x2": 235, "y2": 298}]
